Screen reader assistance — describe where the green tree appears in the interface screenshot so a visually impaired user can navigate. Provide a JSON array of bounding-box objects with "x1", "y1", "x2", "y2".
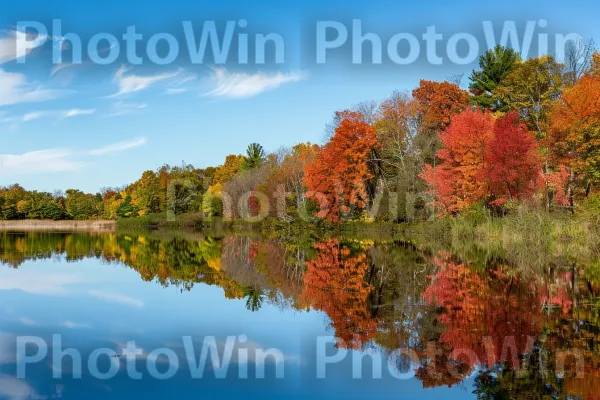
[
  {"x1": 116, "y1": 195, "x2": 138, "y2": 218},
  {"x1": 469, "y1": 46, "x2": 521, "y2": 112},
  {"x1": 243, "y1": 143, "x2": 266, "y2": 170},
  {"x1": 65, "y1": 190, "x2": 101, "y2": 220}
]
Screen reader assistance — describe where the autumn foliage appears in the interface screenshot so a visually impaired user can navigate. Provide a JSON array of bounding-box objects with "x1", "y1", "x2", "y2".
[
  {"x1": 549, "y1": 73, "x2": 600, "y2": 191},
  {"x1": 304, "y1": 112, "x2": 379, "y2": 222},
  {"x1": 484, "y1": 111, "x2": 541, "y2": 204},
  {"x1": 6, "y1": 51, "x2": 600, "y2": 222},
  {"x1": 412, "y1": 80, "x2": 471, "y2": 132},
  {"x1": 301, "y1": 239, "x2": 377, "y2": 349},
  {"x1": 421, "y1": 109, "x2": 495, "y2": 213},
  {"x1": 423, "y1": 252, "x2": 542, "y2": 370},
  {"x1": 423, "y1": 110, "x2": 541, "y2": 213}
]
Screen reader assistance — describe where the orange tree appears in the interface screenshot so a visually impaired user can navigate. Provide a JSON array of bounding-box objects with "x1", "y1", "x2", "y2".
[
  {"x1": 548, "y1": 72, "x2": 600, "y2": 198},
  {"x1": 303, "y1": 111, "x2": 379, "y2": 222},
  {"x1": 301, "y1": 239, "x2": 377, "y2": 349}
]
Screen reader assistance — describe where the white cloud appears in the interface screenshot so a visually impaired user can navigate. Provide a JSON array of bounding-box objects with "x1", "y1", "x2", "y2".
[
  {"x1": 204, "y1": 67, "x2": 307, "y2": 99},
  {"x1": 3, "y1": 108, "x2": 95, "y2": 123},
  {"x1": 0, "y1": 30, "x2": 47, "y2": 64},
  {"x1": 0, "y1": 138, "x2": 144, "y2": 177},
  {"x1": 50, "y1": 63, "x2": 83, "y2": 86},
  {"x1": 21, "y1": 111, "x2": 48, "y2": 122},
  {"x1": 61, "y1": 320, "x2": 91, "y2": 329},
  {"x1": 0, "y1": 69, "x2": 64, "y2": 106},
  {"x1": 88, "y1": 290, "x2": 144, "y2": 308},
  {"x1": 50, "y1": 63, "x2": 73, "y2": 76},
  {"x1": 0, "y1": 375, "x2": 39, "y2": 400},
  {"x1": 107, "y1": 101, "x2": 148, "y2": 117},
  {"x1": 89, "y1": 137, "x2": 147, "y2": 156},
  {"x1": 19, "y1": 317, "x2": 39, "y2": 326},
  {"x1": 0, "y1": 269, "x2": 83, "y2": 294},
  {"x1": 173, "y1": 74, "x2": 197, "y2": 85},
  {"x1": 0, "y1": 333, "x2": 17, "y2": 364},
  {"x1": 110, "y1": 65, "x2": 182, "y2": 96},
  {"x1": 64, "y1": 108, "x2": 95, "y2": 118},
  {"x1": 163, "y1": 73, "x2": 197, "y2": 95},
  {"x1": 0, "y1": 149, "x2": 85, "y2": 176}
]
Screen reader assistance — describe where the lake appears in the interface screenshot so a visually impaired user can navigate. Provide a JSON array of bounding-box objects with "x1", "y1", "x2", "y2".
[{"x1": 0, "y1": 230, "x2": 598, "y2": 399}]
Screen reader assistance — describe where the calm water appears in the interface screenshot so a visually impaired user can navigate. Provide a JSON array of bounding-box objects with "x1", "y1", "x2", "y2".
[{"x1": 0, "y1": 230, "x2": 599, "y2": 399}]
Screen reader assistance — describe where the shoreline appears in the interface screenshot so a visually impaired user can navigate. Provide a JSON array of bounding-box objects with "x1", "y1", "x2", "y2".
[{"x1": 0, "y1": 220, "x2": 116, "y2": 232}]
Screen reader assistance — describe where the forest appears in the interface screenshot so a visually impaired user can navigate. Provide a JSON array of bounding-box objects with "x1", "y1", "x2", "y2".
[{"x1": 3, "y1": 44, "x2": 600, "y2": 224}]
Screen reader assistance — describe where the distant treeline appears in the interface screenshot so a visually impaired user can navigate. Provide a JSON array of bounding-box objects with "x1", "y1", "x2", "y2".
[{"x1": 3, "y1": 44, "x2": 600, "y2": 222}]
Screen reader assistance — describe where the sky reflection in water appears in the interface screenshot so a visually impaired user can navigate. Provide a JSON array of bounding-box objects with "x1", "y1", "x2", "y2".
[{"x1": 0, "y1": 231, "x2": 597, "y2": 399}]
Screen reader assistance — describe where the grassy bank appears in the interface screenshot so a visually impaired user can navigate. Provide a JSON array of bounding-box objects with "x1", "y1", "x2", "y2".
[
  {"x1": 0, "y1": 219, "x2": 116, "y2": 231},
  {"x1": 116, "y1": 212, "x2": 399, "y2": 240},
  {"x1": 115, "y1": 205, "x2": 600, "y2": 270},
  {"x1": 400, "y1": 203, "x2": 600, "y2": 271},
  {"x1": 115, "y1": 213, "x2": 203, "y2": 230}
]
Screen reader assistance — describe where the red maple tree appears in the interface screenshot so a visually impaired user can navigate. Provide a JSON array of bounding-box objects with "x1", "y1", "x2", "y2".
[
  {"x1": 421, "y1": 109, "x2": 495, "y2": 213},
  {"x1": 483, "y1": 111, "x2": 541, "y2": 205}
]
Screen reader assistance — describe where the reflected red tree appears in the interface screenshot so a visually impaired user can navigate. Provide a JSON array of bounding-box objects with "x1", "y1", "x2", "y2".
[
  {"x1": 423, "y1": 252, "x2": 543, "y2": 370},
  {"x1": 301, "y1": 239, "x2": 378, "y2": 349}
]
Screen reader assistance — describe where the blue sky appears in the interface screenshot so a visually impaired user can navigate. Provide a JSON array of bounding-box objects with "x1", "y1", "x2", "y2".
[{"x1": 1, "y1": 0, "x2": 599, "y2": 193}]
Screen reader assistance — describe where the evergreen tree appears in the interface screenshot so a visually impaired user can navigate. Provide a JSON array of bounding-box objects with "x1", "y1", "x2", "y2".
[
  {"x1": 243, "y1": 143, "x2": 266, "y2": 170},
  {"x1": 469, "y1": 46, "x2": 520, "y2": 111}
]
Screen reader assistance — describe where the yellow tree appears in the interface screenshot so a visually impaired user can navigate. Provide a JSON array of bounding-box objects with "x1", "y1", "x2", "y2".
[{"x1": 494, "y1": 55, "x2": 564, "y2": 139}]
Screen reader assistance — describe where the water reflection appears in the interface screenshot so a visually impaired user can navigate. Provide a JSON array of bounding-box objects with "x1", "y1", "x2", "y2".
[{"x1": 1, "y1": 230, "x2": 600, "y2": 398}]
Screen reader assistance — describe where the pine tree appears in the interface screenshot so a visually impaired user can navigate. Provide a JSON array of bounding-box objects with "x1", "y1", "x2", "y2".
[{"x1": 469, "y1": 46, "x2": 520, "y2": 112}]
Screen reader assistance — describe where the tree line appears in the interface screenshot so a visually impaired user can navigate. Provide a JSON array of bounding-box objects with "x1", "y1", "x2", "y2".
[{"x1": 3, "y1": 43, "x2": 600, "y2": 222}]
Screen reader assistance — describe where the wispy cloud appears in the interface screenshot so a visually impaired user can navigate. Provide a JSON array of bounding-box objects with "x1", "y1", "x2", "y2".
[
  {"x1": 0, "y1": 374, "x2": 40, "y2": 400},
  {"x1": 110, "y1": 65, "x2": 182, "y2": 97},
  {"x1": 3, "y1": 108, "x2": 96, "y2": 123},
  {"x1": 19, "y1": 317, "x2": 39, "y2": 326},
  {"x1": 0, "y1": 333, "x2": 17, "y2": 364},
  {"x1": 107, "y1": 101, "x2": 148, "y2": 117},
  {"x1": 88, "y1": 290, "x2": 145, "y2": 308},
  {"x1": 0, "y1": 30, "x2": 47, "y2": 64},
  {"x1": 0, "y1": 269, "x2": 83, "y2": 295},
  {"x1": 21, "y1": 111, "x2": 47, "y2": 122},
  {"x1": 164, "y1": 73, "x2": 197, "y2": 95},
  {"x1": 89, "y1": 137, "x2": 147, "y2": 156},
  {"x1": 0, "y1": 149, "x2": 85, "y2": 176},
  {"x1": 0, "y1": 69, "x2": 66, "y2": 106},
  {"x1": 204, "y1": 67, "x2": 307, "y2": 99},
  {"x1": 19, "y1": 317, "x2": 40, "y2": 326},
  {"x1": 65, "y1": 108, "x2": 95, "y2": 118},
  {"x1": 61, "y1": 320, "x2": 91, "y2": 329},
  {"x1": 0, "y1": 137, "x2": 145, "y2": 176},
  {"x1": 173, "y1": 73, "x2": 197, "y2": 86},
  {"x1": 51, "y1": 63, "x2": 71, "y2": 76}
]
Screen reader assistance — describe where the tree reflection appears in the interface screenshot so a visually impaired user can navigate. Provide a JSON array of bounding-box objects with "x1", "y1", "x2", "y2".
[
  {"x1": 423, "y1": 252, "x2": 543, "y2": 371},
  {"x1": 301, "y1": 239, "x2": 378, "y2": 349},
  {"x1": 2, "y1": 230, "x2": 600, "y2": 396}
]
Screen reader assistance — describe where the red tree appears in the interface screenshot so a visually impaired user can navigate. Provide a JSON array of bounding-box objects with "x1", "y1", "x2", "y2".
[
  {"x1": 483, "y1": 111, "x2": 541, "y2": 205},
  {"x1": 421, "y1": 109, "x2": 495, "y2": 213},
  {"x1": 423, "y1": 252, "x2": 543, "y2": 370}
]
